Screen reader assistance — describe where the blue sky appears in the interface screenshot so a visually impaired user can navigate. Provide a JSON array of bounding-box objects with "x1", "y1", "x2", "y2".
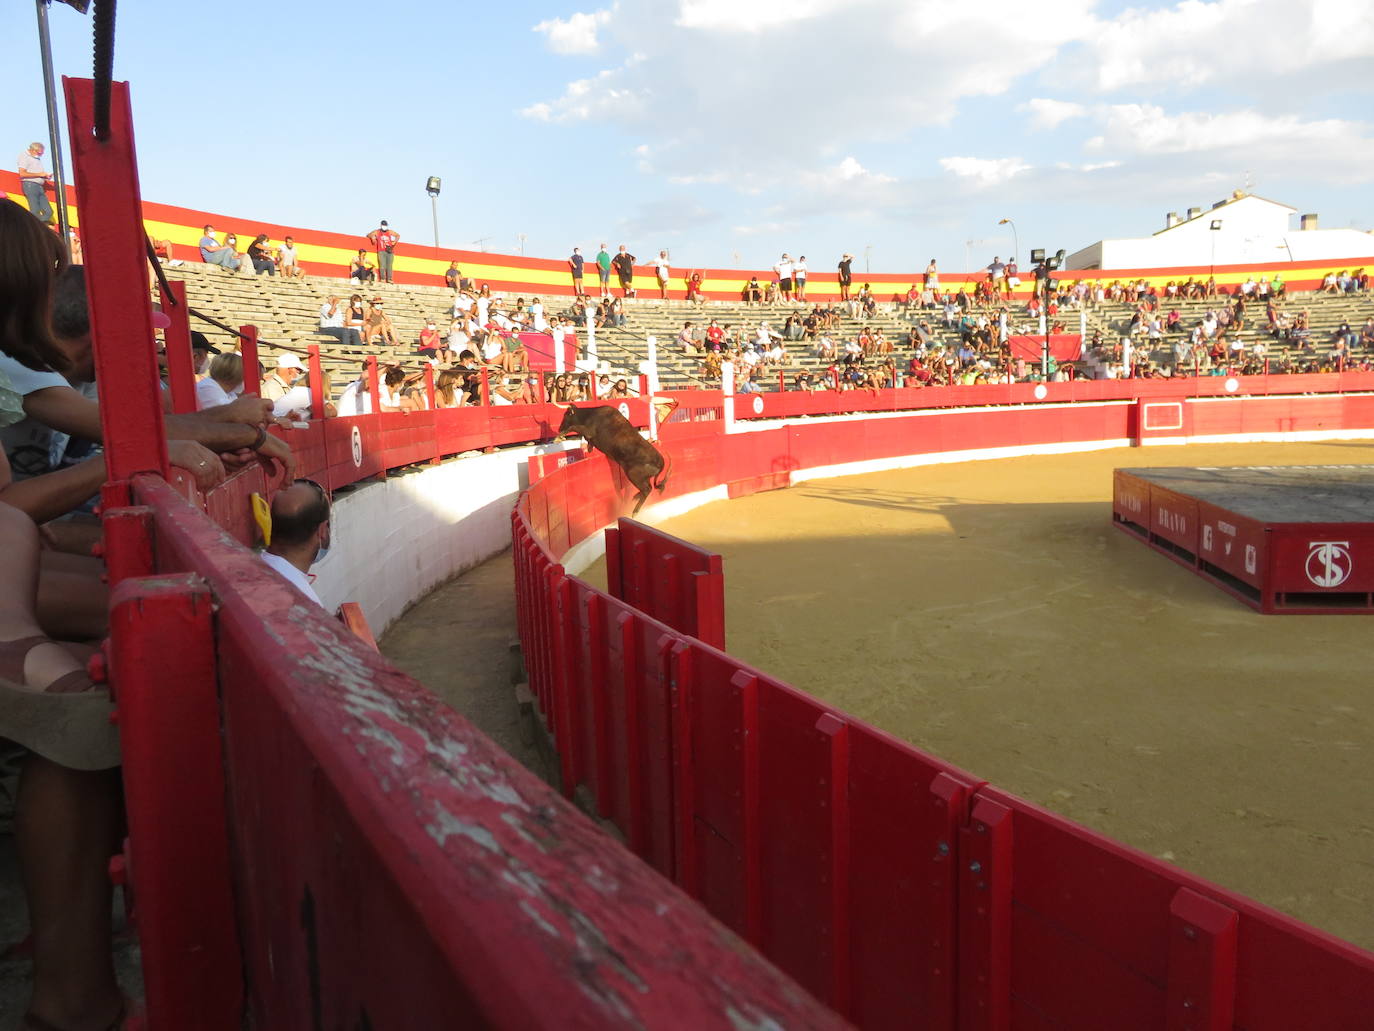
[{"x1": 3, "y1": 0, "x2": 1372, "y2": 274}]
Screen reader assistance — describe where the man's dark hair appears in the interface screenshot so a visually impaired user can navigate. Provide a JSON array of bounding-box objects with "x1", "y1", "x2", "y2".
[
  {"x1": 271, "y1": 479, "x2": 329, "y2": 549},
  {"x1": 51, "y1": 264, "x2": 90, "y2": 339}
]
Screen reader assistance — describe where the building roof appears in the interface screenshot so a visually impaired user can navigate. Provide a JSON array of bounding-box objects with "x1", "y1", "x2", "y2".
[{"x1": 1152, "y1": 193, "x2": 1297, "y2": 237}]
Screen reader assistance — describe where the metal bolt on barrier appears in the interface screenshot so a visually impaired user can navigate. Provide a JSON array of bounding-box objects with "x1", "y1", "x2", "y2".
[
  {"x1": 969, "y1": 861, "x2": 982, "y2": 873},
  {"x1": 1183, "y1": 925, "x2": 1197, "y2": 940},
  {"x1": 937, "y1": 841, "x2": 950, "y2": 856}
]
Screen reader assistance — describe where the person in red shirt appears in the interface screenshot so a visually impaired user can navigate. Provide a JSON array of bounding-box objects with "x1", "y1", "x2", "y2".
[
  {"x1": 705, "y1": 320, "x2": 726, "y2": 352},
  {"x1": 366, "y1": 220, "x2": 400, "y2": 283}
]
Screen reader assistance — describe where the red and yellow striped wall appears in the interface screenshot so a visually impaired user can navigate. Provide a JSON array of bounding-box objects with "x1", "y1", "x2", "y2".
[{"x1": 4, "y1": 170, "x2": 1369, "y2": 299}]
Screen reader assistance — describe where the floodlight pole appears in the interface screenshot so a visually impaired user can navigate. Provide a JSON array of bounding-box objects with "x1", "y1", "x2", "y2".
[
  {"x1": 429, "y1": 193, "x2": 439, "y2": 249},
  {"x1": 35, "y1": 0, "x2": 74, "y2": 240}
]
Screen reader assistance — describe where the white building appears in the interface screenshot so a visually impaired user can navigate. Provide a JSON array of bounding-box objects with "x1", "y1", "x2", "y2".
[{"x1": 1065, "y1": 192, "x2": 1374, "y2": 271}]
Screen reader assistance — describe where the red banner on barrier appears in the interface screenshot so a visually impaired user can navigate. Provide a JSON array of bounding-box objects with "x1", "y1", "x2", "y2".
[{"x1": 1007, "y1": 333, "x2": 1083, "y2": 362}]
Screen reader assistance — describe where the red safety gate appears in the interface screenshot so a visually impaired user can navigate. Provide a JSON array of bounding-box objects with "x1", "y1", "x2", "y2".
[
  {"x1": 513, "y1": 439, "x2": 1374, "y2": 1029},
  {"x1": 605, "y1": 517, "x2": 726, "y2": 649}
]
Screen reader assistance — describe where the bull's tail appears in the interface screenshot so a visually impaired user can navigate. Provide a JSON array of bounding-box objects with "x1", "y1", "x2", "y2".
[{"x1": 651, "y1": 448, "x2": 672, "y2": 494}]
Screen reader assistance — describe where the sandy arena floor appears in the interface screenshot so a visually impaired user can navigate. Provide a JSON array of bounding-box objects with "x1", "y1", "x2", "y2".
[{"x1": 582, "y1": 440, "x2": 1374, "y2": 951}]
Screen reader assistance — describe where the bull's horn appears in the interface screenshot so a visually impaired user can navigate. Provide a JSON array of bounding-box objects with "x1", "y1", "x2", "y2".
[{"x1": 552, "y1": 402, "x2": 572, "y2": 410}]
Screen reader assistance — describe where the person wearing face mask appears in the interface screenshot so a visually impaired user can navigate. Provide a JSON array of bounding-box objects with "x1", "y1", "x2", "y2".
[
  {"x1": 260, "y1": 478, "x2": 331, "y2": 608},
  {"x1": 197, "y1": 224, "x2": 241, "y2": 271}
]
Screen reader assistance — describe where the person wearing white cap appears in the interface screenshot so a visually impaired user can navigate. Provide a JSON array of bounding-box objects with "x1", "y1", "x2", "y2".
[{"x1": 259, "y1": 352, "x2": 306, "y2": 404}]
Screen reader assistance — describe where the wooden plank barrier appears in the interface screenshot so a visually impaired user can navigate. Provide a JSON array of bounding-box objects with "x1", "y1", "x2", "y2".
[
  {"x1": 605, "y1": 517, "x2": 726, "y2": 649},
  {"x1": 513, "y1": 406, "x2": 1374, "y2": 1028}
]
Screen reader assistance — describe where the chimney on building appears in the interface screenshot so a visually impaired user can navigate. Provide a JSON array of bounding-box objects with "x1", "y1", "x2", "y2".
[
  {"x1": 1186, "y1": 207, "x2": 1201, "y2": 221},
  {"x1": 1300, "y1": 213, "x2": 1319, "y2": 231},
  {"x1": 1165, "y1": 212, "x2": 1180, "y2": 229}
]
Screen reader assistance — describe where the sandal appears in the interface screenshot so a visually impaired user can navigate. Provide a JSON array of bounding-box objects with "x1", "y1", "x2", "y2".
[
  {"x1": 0, "y1": 636, "x2": 96, "y2": 694},
  {"x1": 0, "y1": 638, "x2": 119, "y2": 772}
]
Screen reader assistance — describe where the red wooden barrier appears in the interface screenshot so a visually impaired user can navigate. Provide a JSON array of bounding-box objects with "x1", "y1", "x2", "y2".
[
  {"x1": 605, "y1": 517, "x2": 726, "y2": 649},
  {"x1": 512, "y1": 398, "x2": 1374, "y2": 1029}
]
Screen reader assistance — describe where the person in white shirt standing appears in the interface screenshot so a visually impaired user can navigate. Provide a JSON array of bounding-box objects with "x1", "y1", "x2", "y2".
[
  {"x1": 17, "y1": 142, "x2": 54, "y2": 225},
  {"x1": 792, "y1": 255, "x2": 808, "y2": 301},
  {"x1": 260, "y1": 479, "x2": 331, "y2": 608},
  {"x1": 773, "y1": 253, "x2": 793, "y2": 304},
  {"x1": 655, "y1": 251, "x2": 671, "y2": 300}
]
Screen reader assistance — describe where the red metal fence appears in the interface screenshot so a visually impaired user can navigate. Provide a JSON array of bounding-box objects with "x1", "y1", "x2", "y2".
[{"x1": 512, "y1": 425, "x2": 1374, "y2": 1029}]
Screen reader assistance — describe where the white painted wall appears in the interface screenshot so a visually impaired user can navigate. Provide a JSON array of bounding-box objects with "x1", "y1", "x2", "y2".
[
  {"x1": 1066, "y1": 196, "x2": 1374, "y2": 271},
  {"x1": 312, "y1": 440, "x2": 579, "y2": 634}
]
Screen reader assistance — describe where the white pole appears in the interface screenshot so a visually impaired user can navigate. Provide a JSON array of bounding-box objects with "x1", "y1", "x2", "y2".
[
  {"x1": 1079, "y1": 307, "x2": 1087, "y2": 340},
  {"x1": 646, "y1": 335, "x2": 660, "y2": 441},
  {"x1": 554, "y1": 325, "x2": 565, "y2": 375},
  {"x1": 998, "y1": 311, "x2": 1007, "y2": 343},
  {"x1": 585, "y1": 308, "x2": 597, "y2": 366},
  {"x1": 721, "y1": 360, "x2": 736, "y2": 434}
]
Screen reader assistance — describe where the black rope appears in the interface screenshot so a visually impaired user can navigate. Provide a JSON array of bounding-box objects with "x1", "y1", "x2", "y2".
[{"x1": 91, "y1": 0, "x2": 116, "y2": 141}]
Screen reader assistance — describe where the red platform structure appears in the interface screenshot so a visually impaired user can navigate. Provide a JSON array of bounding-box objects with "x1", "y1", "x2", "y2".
[{"x1": 1113, "y1": 465, "x2": 1374, "y2": 613}]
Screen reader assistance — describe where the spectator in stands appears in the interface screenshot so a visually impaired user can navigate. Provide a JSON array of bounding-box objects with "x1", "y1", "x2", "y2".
[
  {"x1": 549, "y1": 373, "x2": 578, "y2": 402},
  {"x1": 260, "y1": 478, "x2": 331, "y2": 607},
  {"x1": 190, "y1": 332, "x2": 219, "y2": 380},
  {"x1": 613, "y1": 246, "x2": 636, "y2": 298},
  {"x1": 686, "y1": 270, "x2": 705, "y2": 302},
  {"x1": 774, "y1": 254, "x2": 793, "y2": 303},
  {"x1": 260, "y1": 353, "x2": 305, "y2": 404},
  {"x1": 196, "y1": 352, "x2": 244, "y2": 410},
  {"x1": 569, "y1": 247, "x2": 585, "y2": 296},
  {"x1": 595, "y1": 243, "x2": 612, "y2": 299},
  {"x1": 319, "y1": 296, "x2": 347, "y2": 345},
  {"x1": 608, "y1": 378, "x2": 632, "y2": 398},
  {"x1": 419, "y1": 319, "x2": 450, "y2": 362},
  {"x1": 445, "y1": 260, "x2": 462, "y2": 291},
  {"x1": 276, "y1": 236, "x2": 304, "y2": 279},
  {"x1": 793, "y1": 256, "x2": 809, "y2": 301},
  {"x1": 745, "y1": 275, "x2": 763, "y2": 305},
  {"x1": 350, "y1": 248, "x2": 376, "y2": 284},
  {"x1": 17, "y1": 142, "x2": 56, "y2": 225},
  {"x1": 247, "y1": 234, "x2": 276, "y2": 275},
  {"x1": 272, "y1": 370, "x2": 335, "y2": 422},
  {"x1": 336, "y1": 365, "x2": 372, "y2": 415},
  {"x1": 363, "y1": 297, "x2": 396, "y2": 347},
  {"x1": 367, "y1": 220, "x2": 399, "y2": 284},
  {"x1": 654, "y1": 252, "x2": 673, "y2": 300},
  {"x1": 834, "y1": 254, "x2": 853, "y2": 301},
  {"x1": 198, "y1": 224, "x2": 241, "y2": 271},
  {"x1": 433, "y1": 368, "x2": 466, "y2": 409}
]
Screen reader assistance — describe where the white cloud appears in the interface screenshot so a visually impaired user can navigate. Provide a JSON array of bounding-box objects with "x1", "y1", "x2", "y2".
[
  {"x1": 1063, "y1": 0, "x2": 1374, "y2": 94},
  {"x1": 1020, "y1": 98, "x2": 1087, "y2": 130},
  {"x1": 519, "y1": 65, "x2": 649, "y2": 122},
  {"x1": 676, "y1": 0, "x2": 846, "y2": 31},
  {"x1": 938, "y1": 156, "x2": 1031, "y2": 187},
  {"x1": 533, "y1": 9, "x2": 613, "y2": 55}
]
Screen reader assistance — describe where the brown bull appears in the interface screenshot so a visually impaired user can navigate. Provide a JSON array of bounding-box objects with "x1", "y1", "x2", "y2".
[{"x1": 555, "y1": 404, "x2": 669, "y2": 515}]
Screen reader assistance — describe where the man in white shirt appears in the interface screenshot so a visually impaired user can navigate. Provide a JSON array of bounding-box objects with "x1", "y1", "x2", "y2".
[
  {"x1": 276, "y1": 236, "x2": 304, "y2": 279},
  {"x1": 260, "y1": 479, "x2": 330, "y2": 608},
  {"x1": 655, "y1": 251, "x2": 671, "y2": 300},
  {"x1": 260, "y1": 353, "x2": 305, "y2": 404},
  {"x1": 773, "y1": 254, "x2": 794, "y2": 303},
  {"x1": 17, "y1": 142, "x2": 54, "y2": 224},
  {"x1": 792, "y1": 256, "x2": 808, "y2": 301}
]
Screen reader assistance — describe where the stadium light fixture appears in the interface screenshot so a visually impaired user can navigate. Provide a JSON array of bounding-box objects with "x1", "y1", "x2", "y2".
[
  {"x1": 998, "y1": 218, "x2": 1018, "y2": 264},
  {"x1": 425, "y1": 176, "x2": 441, "y2": 250}
]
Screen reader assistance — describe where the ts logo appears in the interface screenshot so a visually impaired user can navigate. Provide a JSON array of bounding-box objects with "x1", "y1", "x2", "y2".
[{"x1": 1305, "y1": 541, "x2": 1352, "y2": 588}]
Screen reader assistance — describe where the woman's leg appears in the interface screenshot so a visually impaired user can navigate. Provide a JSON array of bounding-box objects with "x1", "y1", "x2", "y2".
[{"x1": 17, "y1": 755, "x2": 123, "y2": 1031}]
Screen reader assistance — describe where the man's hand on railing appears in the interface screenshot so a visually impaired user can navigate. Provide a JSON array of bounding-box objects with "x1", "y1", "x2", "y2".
[
  {"x1": 168, "y1": 439, "x2": 227, "y2": 492},
  {"x1": 255, "y1": 432, "x2": 296, "y2": 483},
  {"x1": 208, "y1": 395, "x2": 275, "y2": 426}
]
